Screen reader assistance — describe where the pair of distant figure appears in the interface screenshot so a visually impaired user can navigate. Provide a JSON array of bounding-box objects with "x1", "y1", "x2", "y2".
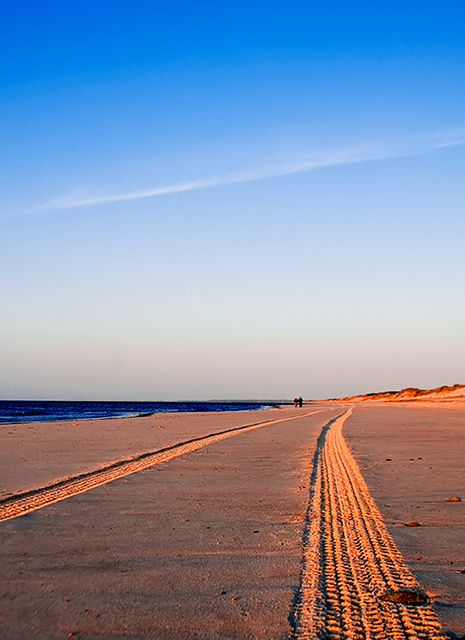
[{"x1": 294, "y1": 396, "x2": 303, "y2": 408}]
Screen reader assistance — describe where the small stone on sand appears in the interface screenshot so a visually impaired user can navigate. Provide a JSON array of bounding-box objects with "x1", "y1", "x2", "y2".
[{"x1": 379, "y1": 588, "x2": 428, "y2": 605}]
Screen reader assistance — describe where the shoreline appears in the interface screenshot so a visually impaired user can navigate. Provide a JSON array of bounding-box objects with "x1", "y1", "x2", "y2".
[{"x1": 0, "y1": 400, "x2": 285, "y2": 426}]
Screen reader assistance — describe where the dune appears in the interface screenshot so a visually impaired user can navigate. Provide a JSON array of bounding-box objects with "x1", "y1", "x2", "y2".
[{"x1": 332, "y1": 382, "x2": 465, "y2": 402}]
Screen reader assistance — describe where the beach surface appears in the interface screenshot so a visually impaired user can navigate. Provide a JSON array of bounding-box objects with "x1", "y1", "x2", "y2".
[
  {"x1": 0, "y1": 402, "x2": 463, "y2": 639},
  {"x1": 344, "y1": 401, "x2": 465, "y2": 637}
]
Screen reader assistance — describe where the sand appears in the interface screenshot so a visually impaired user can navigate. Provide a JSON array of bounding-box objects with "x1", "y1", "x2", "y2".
[
  {"x1": 0, "y1": 408, "x2": 307, "y2": 497},
  {"x1": 344, "y1": 401, "x2": 465, "y2": 637},
  {"x1": 0, "y1": 402, "x2": 463, "y2": 639},
  {"x1": 0, "y1": 407, "x2": 336, "y2": 639}
]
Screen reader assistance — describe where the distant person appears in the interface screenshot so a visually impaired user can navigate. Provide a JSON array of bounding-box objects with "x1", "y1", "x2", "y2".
[
  {"x1": 294, "y1": 397, "x2": 299, "y2": 408},
  {"x1": 298, "y1": 396, "x2": 303, "y2": 407}
]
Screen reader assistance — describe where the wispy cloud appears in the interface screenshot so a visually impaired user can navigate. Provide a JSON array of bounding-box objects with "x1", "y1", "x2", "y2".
[{"x1": 31, "y1": 130, "x2": 465, "y2": 213}]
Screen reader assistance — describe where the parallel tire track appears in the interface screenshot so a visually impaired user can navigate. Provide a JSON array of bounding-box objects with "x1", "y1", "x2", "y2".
[
  {"x1": 0, "y1": 410, "x2": 323, "y2": 523},
  {"x1": 293, "y1": 408, "x2": 446, "y2": 640}
]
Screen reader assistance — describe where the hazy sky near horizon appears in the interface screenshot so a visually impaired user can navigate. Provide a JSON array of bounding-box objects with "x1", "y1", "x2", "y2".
[{"x1": 1, "y1": 1, "x2": 465, "y2": 400}]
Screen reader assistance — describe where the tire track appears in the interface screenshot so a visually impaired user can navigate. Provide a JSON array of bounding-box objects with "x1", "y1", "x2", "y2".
[
  {"x1": 0, "y1": 409, "x2": 325, "y2": 523},
  {"x1": 292, "y1": 408, "x2": 446, "y2": 640}
]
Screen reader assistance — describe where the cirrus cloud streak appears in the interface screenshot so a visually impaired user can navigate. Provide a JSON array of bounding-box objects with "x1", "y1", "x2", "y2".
[{"x1": 32, "y1": 131, "x2": 465, "y2": 213}]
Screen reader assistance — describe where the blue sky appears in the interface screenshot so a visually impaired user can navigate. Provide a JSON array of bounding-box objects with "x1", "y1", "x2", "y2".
[{"x1": 1, "y1": 1, "x2": 464, "y2": 399}]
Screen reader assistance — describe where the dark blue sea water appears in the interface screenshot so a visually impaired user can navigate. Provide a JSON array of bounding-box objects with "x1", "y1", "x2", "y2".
[{"x1": 0, "y1": 400, "x2": 282, "y2": 424}]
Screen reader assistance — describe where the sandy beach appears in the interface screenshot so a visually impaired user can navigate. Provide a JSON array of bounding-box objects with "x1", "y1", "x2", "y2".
[
  {"x1": 344, "y1": 401, "x2": 465, "y2": 637},
  {"x1": 0, "y1": 402, "x2": 463, "y2": 639}
]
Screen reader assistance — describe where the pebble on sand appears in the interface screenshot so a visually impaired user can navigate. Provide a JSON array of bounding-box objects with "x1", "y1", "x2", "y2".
[{"x1": 379, "y1": 588, "x2": 428, "y2": 605}]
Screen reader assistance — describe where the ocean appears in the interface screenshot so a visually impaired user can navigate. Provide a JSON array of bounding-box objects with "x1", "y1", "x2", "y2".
[{"x1": 0, "y1": 400, "x2": 282, "y2": 424}]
